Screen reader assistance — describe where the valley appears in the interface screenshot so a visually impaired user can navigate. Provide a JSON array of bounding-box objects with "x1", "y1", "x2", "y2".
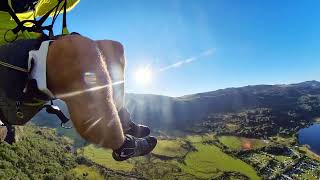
[
  {"x1": 2, "y1": 81, "x2": 320, "y2": 179},
  {"x1": 77, "y1": 133, "x2": 320, "y2": 179}
]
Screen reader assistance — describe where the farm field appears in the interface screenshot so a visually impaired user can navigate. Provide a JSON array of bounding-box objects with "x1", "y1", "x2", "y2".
[
  {"x1": 218, "y1": 136, "x2": 271, "y2": 150},
  {"x1": 80, "y1": 145, "x2": 135, "y2": 172},
  {"x1": 179, "y1": 143, "x2": 259, "y2": 179},
  {"x1": 80, "y1": 134, "x2": 259, "y2": 179},
  {"x1": 152, "y1": 139, "x2": 188, "y2": 157}
]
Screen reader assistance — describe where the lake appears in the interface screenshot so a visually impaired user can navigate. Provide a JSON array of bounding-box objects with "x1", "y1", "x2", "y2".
[{"x1": 298, "y1": 124, "x2": 320, "y2": 155}]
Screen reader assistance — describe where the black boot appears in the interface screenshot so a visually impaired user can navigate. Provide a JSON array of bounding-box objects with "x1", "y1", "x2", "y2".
[
  {"x1": 112, "y1": 134, "x2": 157, "y2": 161},
  {"x1": 4, "y1": 124, "x2": 15, "y2": 144},
  {"x1": 118, "y1": 108, "x2": 150, "y2": 138}
]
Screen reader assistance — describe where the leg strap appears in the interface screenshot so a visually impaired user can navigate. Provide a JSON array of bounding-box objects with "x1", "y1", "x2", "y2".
[{"x1": 28, "y1": 40, "x2": 55, "y2": 99}]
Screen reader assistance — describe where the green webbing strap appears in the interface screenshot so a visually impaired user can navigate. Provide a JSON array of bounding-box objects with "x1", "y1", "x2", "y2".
[
  {"x1": 5, "y1": 0, "x2": 69, "y2": 41},
  {"x1": 6, "y1": 0, "x2": 22, "y2": 30},
  {"x1": 62, "y1": 0, "x2": 68, "y2": 35}
]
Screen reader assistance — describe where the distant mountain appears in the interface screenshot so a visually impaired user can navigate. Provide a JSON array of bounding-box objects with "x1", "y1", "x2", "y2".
[
  {"x1": 31, "y1": 81, "x2": 320, "y2": 131},
  {"x1": 125, "y1": 81, "x2": 320, "y2": 129}
]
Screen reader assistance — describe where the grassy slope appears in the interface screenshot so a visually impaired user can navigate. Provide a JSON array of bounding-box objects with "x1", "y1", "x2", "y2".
[
  {"x1": 1, "y1": 125, "x2": 152, "y2": 179},
  {"x1": 180, "y1": 143, "x2": 259, "y2": 179},
  {"x1": 56, "y1": 127, "x2": 87, "y2": 148},
  {"x1": 0, "y1": 126, "x2": 82, "y2": 179}
]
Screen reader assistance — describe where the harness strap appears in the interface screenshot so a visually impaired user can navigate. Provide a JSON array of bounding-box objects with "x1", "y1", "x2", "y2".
[
  {"x1": 6, "y1": 1, "x2": 22, "y2": 28},
  {"x1": 42, "y1": 102, "x2": 71, "y2": 129},
  {"x1": 1, "y1": 1, "x2": 72, "y2": 128},
  {"x1": 62, "y1": 0, "x2": 68, "y2": 34},
  {"x1": 0, "y1": 60, "x2": 28, "y2": 72},
  {"x1": 5, "y1": 0, "x2": 68, "y2": 42}
]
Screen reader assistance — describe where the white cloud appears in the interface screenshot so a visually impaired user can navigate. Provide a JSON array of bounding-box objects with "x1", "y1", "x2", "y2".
[
  {"x1": 201, "y1": 48, "x2": 216, "y2": 56},
  {"x1": 158, "y1": 48, "x2": 216, "y2": 72}
]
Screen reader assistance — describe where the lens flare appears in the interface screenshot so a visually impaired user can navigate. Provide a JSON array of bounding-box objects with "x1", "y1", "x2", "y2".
[{"x1": 134, "y1": 66, "x2": 153, "y2": 85}]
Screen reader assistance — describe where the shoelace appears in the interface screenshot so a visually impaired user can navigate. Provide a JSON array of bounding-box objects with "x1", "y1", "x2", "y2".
[
  {"x1": 135, "y1": 138, "x2": 150, "y2": 156},
  {"x1": 116, "y1": 135, "x2": 150, "y2": 158}
]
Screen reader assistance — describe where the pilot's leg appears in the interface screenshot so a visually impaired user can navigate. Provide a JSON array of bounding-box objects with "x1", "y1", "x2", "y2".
[
  {"x1": 47, "y1": 35, "x2": 125, "y2": 150},
  {"x1": 47, "y1": 35, "x2": 156, "y2": 161},
  {"x1": 4, "y1": 124, "x2": 15, "y2": 144},
  {"x1": 95, "y1": 40, "x2": 150, "y2": 138}
]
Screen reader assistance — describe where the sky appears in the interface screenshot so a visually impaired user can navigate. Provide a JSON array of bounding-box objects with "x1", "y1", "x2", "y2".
[{"x1": 54, "y1": 0, "x2": 320, "y2": 97}]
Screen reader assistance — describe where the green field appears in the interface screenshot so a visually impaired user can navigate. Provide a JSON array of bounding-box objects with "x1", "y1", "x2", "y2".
[
  {"x1": 269, "y1": 135, "x2": 296, "y2": 146},
  {"x1": 72, "y1": 165, "x2": 104, "y2": 180},
  {"x1": 152, "y1": 139, "x2": 188, "y2": 157},
  {"x1": 180, "y1": 142, "x2": 259, "y2": 179},
  {"x1": 298, "y1": 146, "x2": 320, "y2": 161},
  {"x1": 186, "y1": 133, "x2": 216, "y2": 143},
  {"x1": 218, "y1": 136, "x2": 270, "y2": 150},
  {"x1": 81, "y1": 134, "x2": 260, "y2": 179},
  {"x1": 274, "y1": 155, "x2": 292, "y2": 163},
  {"x1": 80, "y1": 145, "x2": 135, "y2": 172}
]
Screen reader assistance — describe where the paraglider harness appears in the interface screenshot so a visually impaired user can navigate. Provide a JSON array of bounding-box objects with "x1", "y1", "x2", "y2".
[
  {"x1": 0, "y1": 0, "x2": 73, "y2": 128},
  {"x1": 4, "y1": 0, "x2": 69, "y2": 42}
]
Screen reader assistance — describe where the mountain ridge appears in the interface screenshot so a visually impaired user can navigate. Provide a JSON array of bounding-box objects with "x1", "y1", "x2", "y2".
[
  {"x1": 128, "y1": 80, "x2": 320, "y2": 98},
  {"x1": 32, "y1": 80, "x2": 320, "y2": 133},
  {"x1": 125, "y1": 80, "x2": 320, "y2": 129}
]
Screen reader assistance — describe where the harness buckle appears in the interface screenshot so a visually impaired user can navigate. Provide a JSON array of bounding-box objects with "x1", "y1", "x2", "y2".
[
  {"x1": 16, "y1": 101, "x2": 24, "y2": 119},
  {"x1": 43, "y1": 102, "x2": 72, "y2": 129}
]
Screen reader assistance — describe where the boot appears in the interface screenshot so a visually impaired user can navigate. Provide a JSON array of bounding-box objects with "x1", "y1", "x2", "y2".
[{"x1": 118, "y1": 108, "x2": 150, "y2": 138}]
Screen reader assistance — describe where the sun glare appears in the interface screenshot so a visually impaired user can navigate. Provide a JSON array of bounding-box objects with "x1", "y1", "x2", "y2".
[{"x1": 134, "y1": 66, "x2": 153, "y2": 85}]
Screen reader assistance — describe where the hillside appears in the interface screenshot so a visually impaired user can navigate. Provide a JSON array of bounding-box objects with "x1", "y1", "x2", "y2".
[
  {"x1": 2, "y1": 81, "x2": 320, "y2": 179},
  {"x1": 0, "y1": 125, "x2": 146, "y2": 180},
  {"x1": 31, "y1": 80, "x2": 320, "y2": 137},
  {"x1": 126, "y1": 81, "x2": 320, "y2": 130}
]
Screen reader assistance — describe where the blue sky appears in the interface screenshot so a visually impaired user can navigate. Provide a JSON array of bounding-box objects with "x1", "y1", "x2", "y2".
[{"x1": 56, "y1": 0, "x2": 320, "y2": 96}]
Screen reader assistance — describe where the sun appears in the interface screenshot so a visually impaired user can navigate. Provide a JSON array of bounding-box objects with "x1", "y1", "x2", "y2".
[{"x1": 134, "y1": 66, "x2": 153, "y2": 85}]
